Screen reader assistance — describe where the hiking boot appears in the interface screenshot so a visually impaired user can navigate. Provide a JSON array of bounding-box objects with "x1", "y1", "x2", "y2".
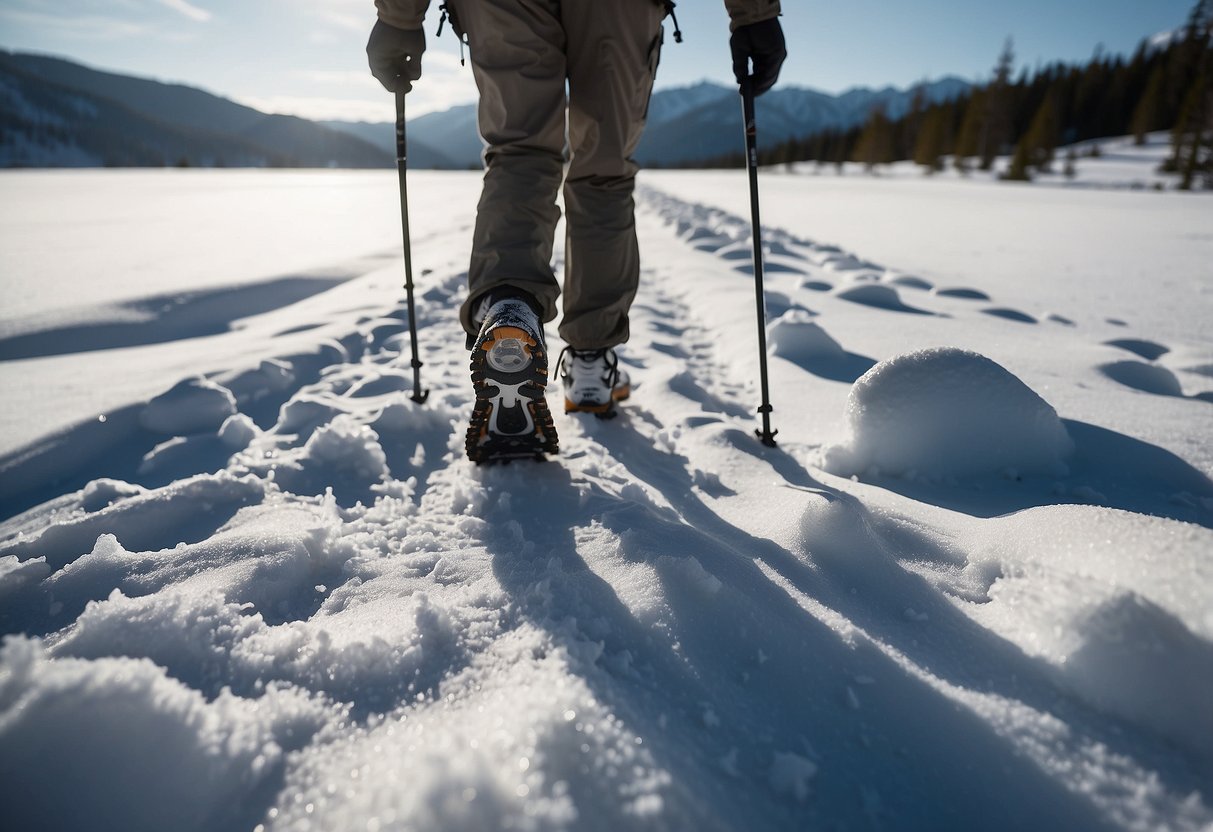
[
  {"x1": 558, "y1": 347, "x2": 632, "y2": 417},
  {"x1": 465, "y1": 294, "x2": 558, "y2": 463}
]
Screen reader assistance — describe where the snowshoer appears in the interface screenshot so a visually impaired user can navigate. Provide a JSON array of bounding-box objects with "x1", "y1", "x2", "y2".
[{"x1": 367, "y1": 0, "x2": 786, "y2": 461}]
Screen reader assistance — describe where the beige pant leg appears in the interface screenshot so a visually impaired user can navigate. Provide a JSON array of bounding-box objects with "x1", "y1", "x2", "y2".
[
  {"x1": 457, "y1": 0, "x2": 664, "y2": 345},
  {"x1": 457, "y1": 0, "x2": 567, "y2": 337},
  {"x1": 560, "y1": 0, "x2": 665, "y2": 350}
]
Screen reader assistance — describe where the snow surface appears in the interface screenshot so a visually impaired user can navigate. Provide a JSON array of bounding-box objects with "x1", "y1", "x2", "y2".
[
  {"x1": 1, "y1": 149, "x2": 1212, "y2": 831},
  {"x1": 822, "y1": 347, "x2": 1075, "y2": 480}
]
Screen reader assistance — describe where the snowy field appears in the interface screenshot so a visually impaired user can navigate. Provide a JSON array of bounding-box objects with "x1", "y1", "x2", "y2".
[{"x1": 1, "y1": 143, "x2": 1212, "y2": 831}]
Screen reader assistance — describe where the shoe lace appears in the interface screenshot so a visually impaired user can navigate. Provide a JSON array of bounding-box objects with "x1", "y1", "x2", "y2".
[{"x1": 557, "y1": 347, "x2": 619, "y2": 388}]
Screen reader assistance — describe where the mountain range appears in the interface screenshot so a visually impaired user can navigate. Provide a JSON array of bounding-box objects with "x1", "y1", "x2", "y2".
[
  {"x1": 1, "y1": 50, "x2": 969, "y2": 170},
  {"x1": 0, "y1": 51, "x2": 405, "y2": 169}
]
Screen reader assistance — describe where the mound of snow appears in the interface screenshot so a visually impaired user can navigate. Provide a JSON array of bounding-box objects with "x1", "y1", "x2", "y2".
[
  {"x1": 219, "y1": 358, "x2": 296, "y2": 405},
  {"x1": 0, "y1": 636, "x2": 333, "y2": 832},
  {"x1": 767, "y1": 311, "x2": 844, "y2": 362},
  {"x1": 218, "y1": 413, "x2": 258, "y2": 449},
  {"x1": 139, "y1": 377, "x2": 237, "y2": 436},
  {"x1": 833, "y1": 283, "x2": 920, "y2": 313},
  {"x1": 1099, "y1": 360, "x2": 1184, "y2": 397},
  {"x1": 301, "y1": 416, "x2": 389, "y2": 481},
  {"x1": 274, "y1": 395, "x2": 344, "y2": 437},
  {"x1": 887, "y1": 274, "x2": 933, "y2": 291},
  {"x1": 822, "y1": 347, "x2": 1073, "y2": 479},
  {"x1": 80, "y1": 479, "x2": 146, "y2": 512},
  {"x1": 1063, "y1": 592, "x2": 1213, "y2": 758}
]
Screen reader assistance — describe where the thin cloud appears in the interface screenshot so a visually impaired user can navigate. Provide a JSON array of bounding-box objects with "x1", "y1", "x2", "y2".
[
  {"x1": 155, "y1": 0, "x2": 211, "y2": 23},
  {"x1": 292, "y1": 69, "x2": 386, "y2": 91},
  {"x1": 236, "y1": 93, "x2": 395, "y2": 123},
  {"x1": 0, "y1": 8, "x2": 156, "y2": 40},
  {"x1": 312, "y1": 8, "x2": 367, "y2": 33}
]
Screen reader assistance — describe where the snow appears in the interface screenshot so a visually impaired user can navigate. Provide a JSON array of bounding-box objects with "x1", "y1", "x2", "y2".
[
  {"x1": 822, "y1": 347, "x2": 1074, "y2": 480},
  {"x1": 139, "y1": 376, "x2": 238, "y2": 435},
  {"x1": 1, "y1": 143, "x2": 1212, "y2": 831}
]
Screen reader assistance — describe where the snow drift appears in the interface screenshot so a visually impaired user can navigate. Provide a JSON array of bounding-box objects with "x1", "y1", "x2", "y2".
[
  {"x1": 822, "y1": 347, "x2": 1075, "y2": 480},
  {"x1": 1, "y1": 167, "x2": 1210, "y2": 832}
]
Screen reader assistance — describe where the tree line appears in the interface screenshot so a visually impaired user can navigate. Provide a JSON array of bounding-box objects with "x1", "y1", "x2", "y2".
[{"x1": 703, "y1": 1, "x2": 1212, "y2": 189}]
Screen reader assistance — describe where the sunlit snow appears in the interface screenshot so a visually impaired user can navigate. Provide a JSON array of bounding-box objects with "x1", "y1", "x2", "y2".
[{"x1": 1, "y1": 136, "x2": 1211, "y2": 831}]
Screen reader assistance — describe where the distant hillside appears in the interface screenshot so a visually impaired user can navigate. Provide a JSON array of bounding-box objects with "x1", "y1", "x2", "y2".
[
  {"x1": 0, "y1": 51, "x2": 392, "y2": 168},
  {"x1": 722, "y1": 13, "x2": 1212, "y2": 189},
  {"x1": 0, "y1": 48, "x2": 971, "y2": 170},
  {"x1": 318, "y1": 119, "x2": 458, "y2": 170},
  {"x1": 636, "y1": 77, "x2": 971, "y2": 166},
  {"x1": 324, "y1": 78, "x2": 972, "y2": 170}
]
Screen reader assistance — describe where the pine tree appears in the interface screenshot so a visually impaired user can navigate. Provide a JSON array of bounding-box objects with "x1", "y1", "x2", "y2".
[
  {"x1": 736, "y1": 4, "x2": 1208, "y2": 186},
  {"x1": 1024, "y1": 91, "x2": 1061, "y2": 172},
  {"x1": 1004, "y1": 138, "x2": 1033, "y2": 181},
  {"x1": 853, "y1": 106, "x2": 895, "y2": 172},
  {"x1": 953, "y1": 90, "x2": 986, "y2": 173},
  {"x1": 1172, "y1": 72, "x2": 1212, "y2": 188},
  {"x1": 1131, "y1": 65, "x2": 1167, "y2": 144},
  {"x1": 914, "y1": 106, "x2": 948, "y2": 172},
  {"x1": 901, "y1": 87, "x2": 928, "y2": 162},
  {"x1": 1167, "y1": 0, "x2": 1213, "y2": 187},
  {"x1": 981, "y1": 38, "x2": 1016, "y2": 170}
]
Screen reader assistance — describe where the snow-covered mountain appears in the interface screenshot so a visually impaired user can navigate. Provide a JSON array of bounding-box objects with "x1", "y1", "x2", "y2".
[
  {"x1": 636, "y1": 77, "x2": 971, "y2": 166},
  {"x1": 0, "y1": 51, "x2": 421, "y2": 168},
  {"x1": 1, "y1": 136, "x2": 1210, "y2": 830},
  {"x1": 0, "y1": 49, "x2": 969, "y2": 170},
  {"x1": 333, "y1": 77, "x2": 974, "y2": 169}
]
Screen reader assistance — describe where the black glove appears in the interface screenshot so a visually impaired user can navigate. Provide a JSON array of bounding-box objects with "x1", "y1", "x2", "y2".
[
  {"x1": 367, "y1": 19, "x2": 426, "y2": 93},
  {"x1": 730, "y1": 17, "x2": 786, "y2": 96}
]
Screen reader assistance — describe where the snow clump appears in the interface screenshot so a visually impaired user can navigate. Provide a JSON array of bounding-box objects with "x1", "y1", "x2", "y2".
[
  {"x1": 0, "y1": 636, "x2": 333, "y2": 832},
  {"x1": 822, "y1": 347, "x2": 1073, "y2": 480},
  {"x1": 139, "y1": 376, "x2": 237, "y2": 435},
  {"x1": 300, "y1": 415, "x2": 389, "y2": 481},
  {"x1": 767, "y1": 311, "x2": 844, "y2": 363}
]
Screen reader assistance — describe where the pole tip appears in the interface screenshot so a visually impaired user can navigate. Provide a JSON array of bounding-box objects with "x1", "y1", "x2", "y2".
[{"x1": 756, "y1": 428, "x2": 778, "y2": 447}]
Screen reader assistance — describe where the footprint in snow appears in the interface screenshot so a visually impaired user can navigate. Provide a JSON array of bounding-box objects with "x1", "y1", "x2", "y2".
[
  {"x1": 843, "y1": 272, "x2": 883, "y2": 284},
  {"x1": 734, "y1": 261, "x2": 807, "y2": 276},
  {"x1": 1099, "y1": 361, "x2": 1194, "y2": 400},
  {"x1": 888, "y1": 274, "x2": 934, "y2": 291},
  {"x1": 692, "y1": 238, "x2": 734, "y2": 254},
  {"x1": 799, "y1": 279, "x2": 834, "y2": 292},
  {"x1": 982, "y1": 307, "x2": 1038, "y2": 324},
  {"x1": 833, "y1": 284, "x2": 932, "y2": 315},
  {"x1": 767, "y1": 313, "x2": 877, "y2": 383},
  {"x1": 765, "y1": 240, "x2": 809, "y2": 260},
  {"x1": 934, "y1": 287, "x2": 991, "y2": 301},
  {"x1": 652, "y1": 341, "x2": 691, "y2": 359},
  {"x1": 763, "y1": 292, "x2": 813, "y2": 319},
  {"x1": 821, "y1": 253, "x2": 880, "y2": 272},
  {"x1": 345, "y1": 372, "x2": 412, "y2": 398},
  {"x1": 1103, "y1": 338, "x2": 1170, "y2": 362}
]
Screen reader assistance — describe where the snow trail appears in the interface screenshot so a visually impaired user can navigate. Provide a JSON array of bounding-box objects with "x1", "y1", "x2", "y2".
[{"x1": 2, "y1": 173, "x2": 1211, "y2": 831}]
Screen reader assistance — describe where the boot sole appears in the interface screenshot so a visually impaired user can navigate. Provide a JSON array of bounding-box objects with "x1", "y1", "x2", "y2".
[
  {"x1": 466, "y1": 326, "x2": 559, "y2": 463},
  {"x1": 564, "y1": 384, "x2": 632, "y2": 418}
]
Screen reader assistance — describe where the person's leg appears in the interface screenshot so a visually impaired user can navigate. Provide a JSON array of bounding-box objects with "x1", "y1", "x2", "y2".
[
  {"x1": 559, "y1": 0, "x2": 665, "y2": 350},
  {"x1": 456, "y1": 0, "x2": 567, "y2": 339}
]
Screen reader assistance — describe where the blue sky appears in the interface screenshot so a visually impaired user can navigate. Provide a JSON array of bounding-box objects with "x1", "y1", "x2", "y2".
[{"x1": 0, "y1": 0, "x2": 1196, "y2": 121}]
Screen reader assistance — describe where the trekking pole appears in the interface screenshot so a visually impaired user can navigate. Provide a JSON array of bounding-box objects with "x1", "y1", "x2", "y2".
[
  {"x1": 740, "y1": 77, "x2": 777, "y2": 447},
  {"x1": 394, "y1": 88, "x2": 429, "y2": 403}
]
